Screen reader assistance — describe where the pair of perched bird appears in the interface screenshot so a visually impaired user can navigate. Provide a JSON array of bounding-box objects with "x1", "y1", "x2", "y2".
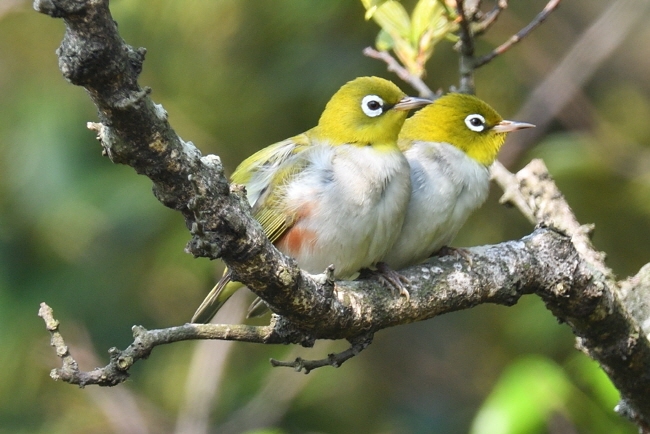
[{"x1": 192, "y1": 76, "x2": 534, "y2": 323}]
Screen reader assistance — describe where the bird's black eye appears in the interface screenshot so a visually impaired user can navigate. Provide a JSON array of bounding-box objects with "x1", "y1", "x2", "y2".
[
  {"x1": 367, "y1": 100, "x2": 381, "y2": 110},
  {"x1": 465, "y1": 114, "x2": 486, "y2": 132},
  {"x1": 361, "y1": 95, "x2": 385, "y2": 118}
]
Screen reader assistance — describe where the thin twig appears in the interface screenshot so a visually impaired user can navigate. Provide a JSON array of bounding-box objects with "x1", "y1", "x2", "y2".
[
  {"x1": 491, "y1": 159, "x2": 610, "y2": 283},
  {"x1": 38, "y1": 302, "x2": 306, "y2": 387},
  {"x1": 490, "y1": 161, "x2": 536, "y2": 225},
  {"x1": 363, "y1": 47, "x2": 437, "y2": 100},
  {"x1": 473, "y1": 0, "x2": 508, "y2": 36},
  {"x1": 500, "y1": 0, "x2": 647, "y2": 165},
  {"x1": 455, "y1": 0, "x2": 476, "y2": 94},
  {"x1": 39, "y1": 303, "x2": 81, "y2": 381},
  {"x1": 475, "y1": 0, "x2": 562, "y2": 68},
  {"x1": 270, "y1": 333, "x2": 374, "y2": 374}
]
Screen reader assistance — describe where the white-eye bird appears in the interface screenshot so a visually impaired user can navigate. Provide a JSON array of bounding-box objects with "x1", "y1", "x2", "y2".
[
  {"x1": 381, "y1": 93, "x2": 534, "y2": 270},
  {"x1": 191, "y1": 76, "x2": 431, "y2": 323}
]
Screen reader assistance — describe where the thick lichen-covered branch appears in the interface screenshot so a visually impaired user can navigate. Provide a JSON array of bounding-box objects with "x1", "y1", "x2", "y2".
[
  {"x1": 492, "y1": 159, "x2": 650, "y2": 429},
  {"x1": 34, "y1": 0, "x2": 320, "y2": 327},
  {"x1": 39, "y1": 225, "x2": 597, "y2": 385}
]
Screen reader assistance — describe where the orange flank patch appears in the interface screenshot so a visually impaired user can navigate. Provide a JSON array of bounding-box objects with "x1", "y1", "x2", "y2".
[
  {"x1": 276, "y1": 226, "x2": 317, "y2": 256},
  {"x1": 275, "y1": 201, "x2": 318, "y2": 256}
]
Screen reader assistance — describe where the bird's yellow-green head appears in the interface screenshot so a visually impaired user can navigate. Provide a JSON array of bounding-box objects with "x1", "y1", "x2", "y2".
[
  {"x1": 314, "y1": 76, "x2": 431, "y2": 150},
  {"x1": 399, "y1": 93, "x2": 535, "y2": 165}
]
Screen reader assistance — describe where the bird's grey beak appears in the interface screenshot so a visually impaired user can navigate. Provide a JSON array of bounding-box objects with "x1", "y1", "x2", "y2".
[
  {"x1": 392, "y1": 96, "x2": 432, "y2": 111},
  {"x1": 493, "y1": 120, "x2": 536, "y2": 133}
]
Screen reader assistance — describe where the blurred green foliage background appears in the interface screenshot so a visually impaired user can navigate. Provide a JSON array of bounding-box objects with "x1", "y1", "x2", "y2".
[{"x1": 1, "y1": 0, "x2": 649, "y2": 432}]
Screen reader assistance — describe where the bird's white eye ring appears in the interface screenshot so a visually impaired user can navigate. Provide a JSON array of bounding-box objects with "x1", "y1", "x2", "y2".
[
  {"x1": 465, "y1": 114, "x2": 486, "y2": 132},
  {"x1": 362, "y1": 95, "x2": 385, "y2": 118}
]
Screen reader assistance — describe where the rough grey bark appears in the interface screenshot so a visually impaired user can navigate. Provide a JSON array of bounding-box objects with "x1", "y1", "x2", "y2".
[{"x1": 34, "y1": 0, "x2": 650, "y2": 431}]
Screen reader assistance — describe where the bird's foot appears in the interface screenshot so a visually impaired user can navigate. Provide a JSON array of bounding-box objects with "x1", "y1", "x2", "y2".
[
  {"x1": 359, "y1": 262, "x2": 410, "y2": 301},
  {"x1": 434, "y1": 246, "x2": 472, "y2": 267}
]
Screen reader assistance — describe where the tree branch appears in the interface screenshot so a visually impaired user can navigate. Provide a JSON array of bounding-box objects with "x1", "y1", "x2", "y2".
[
  {"x1": 455, "y1": 0, "x2": 476, "y2": 94},
  {"x1": 454, "y1": 0, "x2": 563, "y2": 91},
  {"x1": 362, "y1": 47, "x2": 438, "y2": 100},
  {"x1": 491, "y1": 160, "x2": 607, "y2": 277},
  {"x1": 474, "y1": 0, "x2": 563, "y2": 68},
  {"x1": 270, "y1": 333, "x2": 374, "y2": 373},
  {"x1": 472, "y1": 0, "x2": 508, "y2": 37},
  {"x1": 34, "y1": 0, "x2": 327, "y2": 329},
  {"x1": 491, "y1": 159, "x2": 650, "y2": 429},
  {"x1": 499, "y1": 0, "x2": 649, "y2": 166},
  {"x1": 39, "y1": 302, "x2": 313, "y2": 387},
  {"x1": 35, "y1": 225, "x2": 575, "y2": 386},
  {"x1": 34, "y1": 0, "x2": 650, "y2": 429}
]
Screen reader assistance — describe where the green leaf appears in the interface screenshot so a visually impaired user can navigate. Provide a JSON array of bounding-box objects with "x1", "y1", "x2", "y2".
[
  {"x1": 375, "y1": 29, "x2": 395, "y2": 51},
  {"x1": 362, "y1": 0, "x2": 394, "y2": 20},
  {"x1": 411, "y1": 0, "x2": 443, "y2": 45},
  {"x1": 362, "y1": 0, "x2": 411, "y2": 40}
]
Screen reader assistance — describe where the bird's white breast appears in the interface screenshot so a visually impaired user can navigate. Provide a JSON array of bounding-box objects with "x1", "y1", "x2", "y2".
[
  {"x1": 283, "y1": 144, "x2": 411, "y2": 277},
  {"x1": 382, "y1": 141, "x2": 490, "y2": 270}
]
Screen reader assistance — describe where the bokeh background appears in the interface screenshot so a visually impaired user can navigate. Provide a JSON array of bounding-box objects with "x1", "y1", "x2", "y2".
[{"x1": 1, "y1": 0, "x2": 650, "y2": 433}]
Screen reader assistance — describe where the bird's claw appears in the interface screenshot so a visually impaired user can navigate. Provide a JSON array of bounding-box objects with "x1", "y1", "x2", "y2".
[
  {"x1": 435, "y1": 246, "x2": 473, "y2": 267},
  {"x1": 360, "y1": 262, "x2": 410, "y2": 301}
]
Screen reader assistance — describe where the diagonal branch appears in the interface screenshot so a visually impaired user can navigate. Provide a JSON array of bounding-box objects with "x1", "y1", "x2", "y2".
[
  {"x1": 491, "y1": 160, "x2": 608, "y2": 277},
  {"x1": 499, "y1": 0, "x2": 649, "y2": 165},
  {"x1": 492, "y1": 160, "x2": 650, "y2": 429},
  {"x1": 474, "y1": 0, "x2": 563, "y2": 68},
  {"x1": 363, "y1": 47, "x2": 438, "y2": 100},
  {"x1": 454, "y1": 0, "x2": 563, "y2": 92},
  {"x1": 473, "y1": 0, "x2": 508, "y2": 36},
  {"x1": 34, "y1": 0, "x2": 329, "y2": 328}
]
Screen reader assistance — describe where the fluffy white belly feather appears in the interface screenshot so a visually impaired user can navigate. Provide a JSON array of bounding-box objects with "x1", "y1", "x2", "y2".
[
  {"x1": 382, "y1": 141, "x2": 490, "y2": 270},
  {"x1": 281, "y1": 145, "x2": 411, "y2": 277}
]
